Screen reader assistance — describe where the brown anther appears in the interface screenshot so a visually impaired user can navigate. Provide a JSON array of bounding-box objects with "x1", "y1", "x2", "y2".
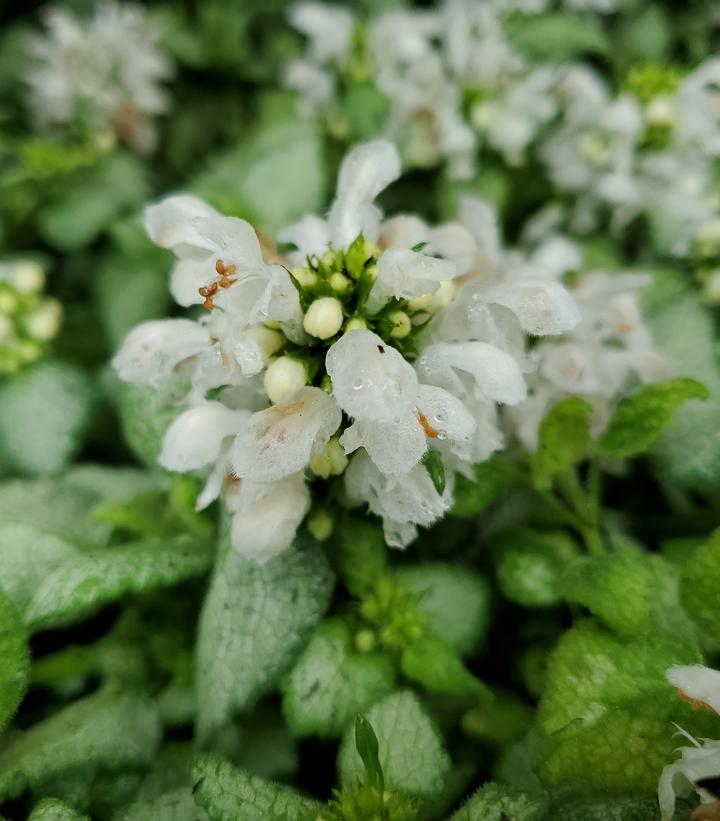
[
  {"x1": 215, "y1": 259, "x2": 225, "y2": 275},
  {"x1": 218, "y1": 276, "x2": 236, "y2": 289},
  {"x1": 199, "y1": 282, "x2": 218, "y2": 311},
  {"x1": 417, "y1": 411, "x2": 439, "y2": 439},
  {"x1": 676, "y1": 687, "x2": 716, "y2": 714}
]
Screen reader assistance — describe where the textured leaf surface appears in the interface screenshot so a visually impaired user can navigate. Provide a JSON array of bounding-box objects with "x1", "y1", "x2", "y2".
[
  {"x1": 23, "y1": 535, "x2": 212, "y2": 632},
  {"x1": 282, "y1": 618, "x2": 395, "y2": 738},
  {"x1": 647, "y1": 280, "x2": 720, "y2": 491},
  {"x1": 338, "y1": 691, "x2": 451, "y2": 801},
  {"x1": 0, "y1": 689, "x2": 161, "y2": 801},
  {"x1": 450, "y1": 458, "x2": 512, "y2": 518},
  {"x1": 536, "y1": 622, "x2": 712, "y2": 791},
  {"x1": 0, "y1": 361, "x2": 96, "y2": 477},
  {"x1": 400, "y1": 634, "x2": 488, "y2": 699},
  {"x1": 597, "y1": 378, "x2": 708, "y2": 459},
  {"x1": 681, "y1": 528, "x2": 720, "y2": 641},
  {"x1": 27, "y1": 798, "x2": 89, "y2": 821},
  {"x1": 447, "y1": 782, "x2": 548, "y2": 821},
  {"x1": 0, "y1": 478, "x2": 112, "y2": 547},
  {"x1": 533, "y1": 398, "x2": 592, "y2": 490},
  {"x1": 196, "y1": 530, "x2": 334, "y2": 743},
  {"x1": 192, "y1": 754, "x2": 322, "y2": 821},
  {"x1": 496, "y1": 529, "x2": 579, "y2": 608},
  {"x1": 394, "y1": 563, "x2": 490, "y2": 656},
  {"x1": 0, "y1": 588, "x2": 29, "y2": 732}
]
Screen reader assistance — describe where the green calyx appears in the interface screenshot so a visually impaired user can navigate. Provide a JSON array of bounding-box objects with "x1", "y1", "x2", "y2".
[
  {"x1": 285, "y1": 234, "x2": 432, "y2": 359},
  {"x1": 359, "y1": 577, "x2": 427, "y2": 652}
]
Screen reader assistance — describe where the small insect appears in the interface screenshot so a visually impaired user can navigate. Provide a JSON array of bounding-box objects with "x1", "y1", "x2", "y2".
[{"x1": 377, "y1": 344, "x2": 385, "y2": 354}]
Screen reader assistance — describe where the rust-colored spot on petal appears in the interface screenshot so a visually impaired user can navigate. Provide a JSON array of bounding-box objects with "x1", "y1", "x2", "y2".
[
  {"x1": 692, "y1": 800, "x2": 720, "y2": 821},
  {"x1": 677, "y1": 687, "x2": 716, "y2": 714},
  {"x1": 417, "y1": 411, "x2": 439, "y2": 439}
]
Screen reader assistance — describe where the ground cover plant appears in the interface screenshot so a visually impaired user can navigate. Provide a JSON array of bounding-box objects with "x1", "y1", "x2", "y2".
[{"x1": 2, "y1": 1, "x2": 720, "y2": 819}]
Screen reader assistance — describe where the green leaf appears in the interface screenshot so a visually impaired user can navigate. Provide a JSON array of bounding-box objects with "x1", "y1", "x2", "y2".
[
  {"x1": 118, "y1": 790, "x2": 207, "y2": 821},
  {"x1": 496, "y1": 528, "x2": 579, "y2": 608},
  {"x1": 394, "y1": 563, "x2": 490, "y2": 656},
  {"x1": 646, "y1": 280, "x2": 720, "y2": 491},
  {"x1": 450, "y1": 458, "x2": 513, "y2": 517},
  {"x1": 0, "y1": 588, "x2": 29, "y2": 732},
  {"x1": 446, "y1": 782, "x2": 548, "y2": 821},
  {"x1": 37, "y1": 153, "x2": 149, "y2": 250},
  {"x1": 192, "y1": 754, "x2": 322, "y2": 821},
  {"x1": 681, "y1": 528, "x2": 720, "y2": 642},
  {"x1": 62, "y1": 464, "x2": 168, "y2": 504},
  {"x1": 505, "y1": 12, "x2": 608, "y2": 61},
  {"x1": 532, "y1": 398, "x2": 592, "y2": 490},
  {"x1": 332, "y1": 513, "x2": 387, "y2": 597},
  {"x1": 27, "y1": 798, "x2": 89, "y2": 821},
  {"x1": 0, "y1": 361, "x2": 96, "y2": 477},
  {"x1": 196, "y1": 522, "x2": 334, "y2": 743},
  {"x1": 0, "y1": 477, "x2": 112, "y2": 547},
  {"x1": 281, "y1": 618, "x2": 396, "y2": 738},
  {"x1": 421, "y1": 450, "x2": 446, "y2": 495},
  {"x1": 193, "y1": 118, "x2": 326, "y2": 236},
  {"x1": 0, "y1": 688, "x2": 161, "y2": 802},
  {"x1": 338, "y1": 691, "x2": 451, "y2": 802},
  {"x1": 536, "y1": 621, "x2": 714, "y2": 792},
  {"x1": 23, "y1": 535, "x2": 213, "y2": 633},
  {"x1": 549, "y1": 789, "x2": 664, "y2": 821},
  {"x1": 597, "y1": 378, "x2": 709, "y2": 459},
  {"x1": 561, "y1": 552, "x2": 656, "y2": 636},
  {"x1": 401, "y1": 633, "x2": 490, "y2": 699},
  {"x1": 110, "y1": 372, "x2": 190, "y2": 467},
  {"x1": 355, "y1": 714, "x2": 384, "y2": 793}
]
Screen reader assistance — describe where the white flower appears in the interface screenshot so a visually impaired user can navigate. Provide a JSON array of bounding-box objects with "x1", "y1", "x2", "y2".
[
  {"x1": 26, "y1": 2, "x2": 171, "y2": 152},
  {"x1": 112, "y1": 319, "x2": 209, "y2": 387},
  {"x1": 345, "y1": 451, "x2": 453, "y2": 548},
  {"x1": 288, "y1": 3, "x2": 355, "y2": 64},
  {"x1": 226, "y1": 474, "x2": 311, "y2": 563},
  {"x1": 114, "y1": 140, "x2": 585, "y2": 561},
  {"x1": 658, "y1": 665, "x2": 720, "y2": 821},
  {"x1": 232, "y1": 387, "x2": 342, "y2": 483}
]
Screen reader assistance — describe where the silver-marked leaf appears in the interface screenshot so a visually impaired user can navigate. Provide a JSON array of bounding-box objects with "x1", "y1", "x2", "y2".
[
  {"x1": 338, "y1": 690, "x2": 451, "y2": 802},
  {"x1": 196, "y1": 524, "x2": 334, "y2": 743},
  {"x1": 0, "y1": 688, "x2": 161, "y2": 802},
  {"x1": 192, "y1": 754, "x2": 322, "y2": 821},
  {"x1": 0, "y1": 588, "x2": 29, "y2": 732},
  {"x1": 23, "y1": 535, "x2": 213, "y2": 632}
]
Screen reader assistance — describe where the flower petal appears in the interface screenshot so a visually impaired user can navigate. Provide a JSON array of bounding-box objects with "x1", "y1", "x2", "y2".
[
  {"x1": 158, "y1": 402, "x2": 249, "y2": 472},
  {"x1": 328, "y1": 140, "x2": 401, "y2": 249},
  {"x1": 326, "y1": 329, "x2": 418, "y2": 422},
  {"x1": 144, "y1": 194, "x2": 220, "y2": 255},
  {"x1": 483, "y1": 278, "x2": 581, "y2": 336},
  {"x1": 232, "y1": 386, "x2": 341, "y2": 482},
  {"x1": 112, "y1": 319, "x2": 209, "y2": 387},
  {"x1": 227, "y1": 474, "x2": 310, "y2": 563}
]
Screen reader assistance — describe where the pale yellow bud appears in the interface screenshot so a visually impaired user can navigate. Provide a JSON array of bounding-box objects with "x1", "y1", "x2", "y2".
[
  {"x1": 388, "y1": 311, "x2": 411, "y2": 339},
  {"x1": 303, "y1": 297, "x2": 344, "y2": 340},
  {"x1": 263, "y1": 356, "x2": 307, "y2": 404}
]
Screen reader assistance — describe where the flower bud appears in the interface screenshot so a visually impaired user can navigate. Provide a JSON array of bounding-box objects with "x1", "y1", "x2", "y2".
[
  {"x1": 0, "y1": 291, "x2": 18, "y2": 314},
  {"x1": 11, "y1": 261, "x2": 45, "y2": 294},
  {"x1": 24, "y1": 300, "x2": 62, "y2": 342},
  {"x1": 309, "y1": 437, "x2": 348, "y2": 478},
  {"x1": 291, "y1": 266, "x2": 318, "y2": 288},
  {"x1": 329, "y1": 271, "x2": 351, "y2": 293},
  {"x1": 245, "y1": 324, "x2": 285, "y2": 360},
  {"x1": 0, "y1": 314, "x2": 14, "y2": 344},
  {"x1": 388, "y1": 310, "x2": 411, "y2": 339},
  {"x1": 345, "y1": 316, "x2": 367, "y2": 332},
  {"x1": 263, "y1": 356, "x2": 307, "y2": 404},
  {"x1": 307, "y1": 507, "x2": 333, "y2": 541},
  {"x1": 303, "y1": 296, "x2": 344, "y2": 340},
  {"x1": 355, "y1": 629, "x2": 376, "y2": 653}
]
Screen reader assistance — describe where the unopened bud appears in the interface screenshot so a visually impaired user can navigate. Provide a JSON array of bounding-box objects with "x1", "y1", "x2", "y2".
[
  {"x1": 25, "y1": 300, "x2": 62, "y2": 342},
  {"x1": 345, "y1": 316, "x2": 368, "y2": 332},
  {"x1": 329, "y1": 271, "x2": 351, "y2": 293},
  {"x1": 245, "y1": 324, "x2": 285, "y2": 360},
  {"x1": 11, "y1": 261, "x2": 44, "y2": 294},
  {"x1": 303, "y1": 297, "x2": 344, "y2": 340},
  {"x1": 263, "y1": 356, "x2": 307, "y2": 404},
  {"x1": 307, "y1": 508, "x2": 333, "y2": 541},
  {"x1": 291, "y1": 266, "x2": 318, "y2": 288},
  {"x1": 388, "y1": 311, "x2": 411, "y2": 339}
]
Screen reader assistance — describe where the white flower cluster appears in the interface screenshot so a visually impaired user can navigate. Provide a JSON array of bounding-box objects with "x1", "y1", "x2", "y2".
[
  {"x1": 285, "y1": 1, "x2": 720, "y2": 274},
  {"x1": 26, "y1": 2, "x2": 172, "y2": 153},
  {"x1": 659, "y1": 664, "x2": 720, "y2": 821},
  {"x1": 113, "y1": 140, "x2": 582, "y2": 561},
  {"x1": 0, "y1": 261, "x2": 62, "y2": 374}
]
